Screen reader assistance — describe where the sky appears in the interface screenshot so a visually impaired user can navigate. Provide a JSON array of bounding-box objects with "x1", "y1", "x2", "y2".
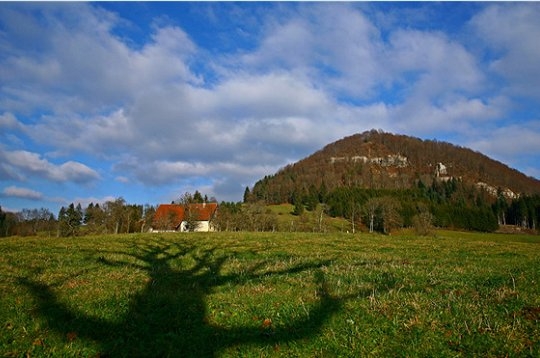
[{"x1": 1, "y1": 2, "x2": 540, "y2": 215}]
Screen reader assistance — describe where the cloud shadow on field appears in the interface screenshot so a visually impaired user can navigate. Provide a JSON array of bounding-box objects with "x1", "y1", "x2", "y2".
[{"x1": 19, "y1": 239, "x2": 349, "y2": 357}]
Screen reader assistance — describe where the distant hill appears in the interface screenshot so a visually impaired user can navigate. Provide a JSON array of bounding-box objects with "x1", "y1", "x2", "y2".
[{"x1": 250, "y1": 130, "x2": 540, "y2": 204}]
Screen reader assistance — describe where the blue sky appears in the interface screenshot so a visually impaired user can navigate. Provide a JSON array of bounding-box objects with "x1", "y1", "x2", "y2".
[{"x1": 1, "y1": 2, "x2": 540, "y2": 214}]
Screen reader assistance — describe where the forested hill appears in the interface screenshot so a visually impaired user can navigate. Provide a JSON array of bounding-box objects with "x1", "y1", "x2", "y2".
[{"x1": 250, "y1": 130, "x2": 540, "y2": 204}]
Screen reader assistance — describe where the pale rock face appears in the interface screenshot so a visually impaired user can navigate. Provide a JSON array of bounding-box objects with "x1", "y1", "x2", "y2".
[
  {"x1": 435, "y1": 162, "x2": 447, "y2": 177},
  {"x1": 331, "y1": 154, "x2": 408, "y2": 167}
]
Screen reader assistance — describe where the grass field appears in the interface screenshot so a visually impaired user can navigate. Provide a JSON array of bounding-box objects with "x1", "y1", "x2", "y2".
[{"x1": 1, "y1": 231, "x2": 539, "y2": 357}]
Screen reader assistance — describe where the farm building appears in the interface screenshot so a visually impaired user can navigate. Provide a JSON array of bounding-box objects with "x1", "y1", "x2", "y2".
[{"x1": 151, "y1": 202, "x2": 218, "y2": 232}]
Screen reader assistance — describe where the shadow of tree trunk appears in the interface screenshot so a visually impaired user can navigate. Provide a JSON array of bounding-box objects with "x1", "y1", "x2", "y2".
[{"x1": 19, "y1": 240, "x2": 344, "y2": 357}]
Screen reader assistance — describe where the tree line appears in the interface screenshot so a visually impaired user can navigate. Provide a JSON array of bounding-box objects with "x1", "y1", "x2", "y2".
[
  {"x1": 247, "y1": 177, "x2": 540, "y2": 234},
  {"x1": 0, "y1": 198, "x2": 156, "y2": 238},
  {"x1": 57, "y1": 198, "x2": 157, "y2": 237},
  {"x1": 0, "y1": 207, "x2": 56, "y2": 237},
  {"x1": 322, "y1": 179, "x2": 499, "y2": 233},
  {"x1": 2, "y1": 183, "x2": 540, "y2": 237}
]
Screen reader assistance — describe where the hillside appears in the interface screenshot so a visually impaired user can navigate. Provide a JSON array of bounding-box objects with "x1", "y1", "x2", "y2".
[{"x1": 251, "y1": 130, "x2": 540, "y2": 204}]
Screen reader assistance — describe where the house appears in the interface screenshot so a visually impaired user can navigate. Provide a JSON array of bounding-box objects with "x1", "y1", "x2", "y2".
[{"x1": 151, "y1": 202, "x2": 218, "y2": 232}]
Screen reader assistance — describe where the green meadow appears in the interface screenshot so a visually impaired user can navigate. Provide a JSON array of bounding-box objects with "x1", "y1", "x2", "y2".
[{"x1": 1, "y1": 231, "x2": 539, "y2": 357}]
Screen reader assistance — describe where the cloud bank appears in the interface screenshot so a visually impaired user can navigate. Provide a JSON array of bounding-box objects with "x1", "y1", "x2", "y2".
[{"x1": 0, "y1": 2, "x2": 539, "y2": 211}]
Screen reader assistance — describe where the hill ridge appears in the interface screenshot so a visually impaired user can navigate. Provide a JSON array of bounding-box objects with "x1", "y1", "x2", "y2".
[{"x1": 251, "y1": 130, "x2": 540, "y2": 204}]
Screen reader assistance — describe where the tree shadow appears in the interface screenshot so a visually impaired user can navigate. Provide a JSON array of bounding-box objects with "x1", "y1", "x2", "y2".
[{"x1": 19, "y1": 240, "x2": 346, "y2": 357}]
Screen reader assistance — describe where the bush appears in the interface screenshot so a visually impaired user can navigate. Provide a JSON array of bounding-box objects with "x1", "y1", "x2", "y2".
[{"x1": 412, "y1": 212, "x2": 434, "y2": 236}]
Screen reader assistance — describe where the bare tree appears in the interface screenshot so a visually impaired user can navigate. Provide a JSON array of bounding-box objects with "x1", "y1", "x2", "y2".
[
  {"x1": 178, "y1": 192, "x2": 201, "y2": 232},
  {"x1": 363, "y1": 198, "x2": 379, "y2": 233},
  {"x1": 315, "y1": 203, "x2": 328, "y2": 232},
  {"x1": 104, "y1": 198, "x2": 126, "y2": 234},
  {"x1": 363, "y1": 197, "x2": 403, "y2": 234},
  {"x1": 378, "y1": 197, "x2": 403, "y2": 234},
  {"x1": 349, "y1": 201, "x2": 361, "y2": 234},
  {"x1": 141, "y1": 205, "x2": 156, "y2": 232}
]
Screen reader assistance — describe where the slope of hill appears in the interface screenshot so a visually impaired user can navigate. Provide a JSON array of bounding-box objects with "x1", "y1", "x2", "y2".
[{"x1": 251, "y1": 130, "x2": 540, "y2": 204}]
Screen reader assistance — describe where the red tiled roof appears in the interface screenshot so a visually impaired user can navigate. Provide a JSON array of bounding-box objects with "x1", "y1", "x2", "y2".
[
  {"x1": 153, "y1": 203, "x2": 218, "y2": 230},
  {"x1": 153, "y1": 204, "x2": 184, "y2": 230},
  {"x1": 186, "y1": 202, "x2": 218, "y2": 221}
]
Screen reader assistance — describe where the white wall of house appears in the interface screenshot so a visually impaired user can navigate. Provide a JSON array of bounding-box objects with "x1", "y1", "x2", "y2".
[{"x1": 179, "y1": 220, "x2": 215, "y2": 232}]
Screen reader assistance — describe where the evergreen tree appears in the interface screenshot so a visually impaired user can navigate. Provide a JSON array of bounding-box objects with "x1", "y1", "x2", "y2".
[
  {"x1": 303, "y1": 184, "x2": 319, "y2": 211},
  {"x1": 193, "y1": 190, "x2": 204, "y2": 203},
  {"x1": 84, "y1": 203, "x2": 95, "y2": 225},
  {"x1": 84, "y1": 203, "x2": 106, "y2": 234},
  {"x1": 58, "y1": 203, "x2": 82, "y2": 237},
  {"x1": 318, "y1": 182, "x2": 328, "y2": 204},
  {"x1": 243, "y1": 187, "x2": 251, "y2": 203},
  {"x1": 492, "y1": 193, "x2": 509, "y2": 225},
  {"x1": 292, "y1": 194, "x2": 304, "y2": 216}
]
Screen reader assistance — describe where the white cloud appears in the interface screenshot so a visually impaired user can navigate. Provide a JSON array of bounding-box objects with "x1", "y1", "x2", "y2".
[
  {"x1": 470, "y1": 3, "x2": 540, "y2": 98},
  {"x1": 1, "y1": 2, "x2": 539, "y2": 208},
  {"x1": 0, "y1": 4, "x2": 126, "y2": 113},
  {"x1": 241, "y1": 17, "x2": 314, "y2": 71},
  {"x1": 115, "y1": 176, "x2": 130, "y2": 184},
  {"x1": 471, "y1": 121, "x2": 540, "y2": 159},
  {"x1": 311, "y1": 5, "x2": 384, "y2": 97},
  {"x1": 56, "y1": 161, "x2": 101, "y2": 183},
  {"x1": 122, "y1": 158, "x2": 279, "y2": 188},
  {"x1": 130, "y1": 26, "x2": 200, "y2": 88},
  {"x1": 390, "y1": 95, "x2": 504, "y2": 136},
  {"x1": 387, "y1": 29, "x2": 484, "y2": 101},
  {"x1": 0, "y1": 149, "x2": 100, "y2": 183},
  {"x1": 27, "y1": 110, "x2": 135, "y2": 158},
  {"x1": 5, "y1": 7, "x2": 503, "y2": 194},
  {"x1": 212, "y1": 73, "x2": 330, "y2": 118},
  {"x1": 23, "y1": 70, "x2": 338, "y2": 168},
  {"x1": 2, "y1": 186, "x2": 43, "y2": 200},
  {"x1": 0, "y1": 112, "x2": 24, "y2": 130},
  {"x1": 0, "y1": 4, "x2": 198, "y2": 116},
  {"x1": 238, "y1": 4, "x2": 384, "y2": 98}
]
